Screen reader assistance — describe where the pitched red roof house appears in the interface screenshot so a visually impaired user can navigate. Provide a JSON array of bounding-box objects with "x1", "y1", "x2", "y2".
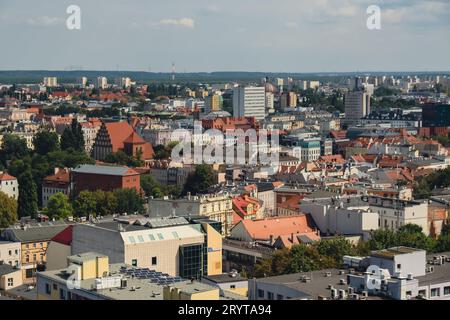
[
  {"x1": 92, "y1": 121, "x2": 154, "y2": 161},
  {"x1": 230, "y1": 214, "x2": 319, "y2": 244},
  {"x1": 0, "y1": 172, "x2": 17, "y2": 181}
]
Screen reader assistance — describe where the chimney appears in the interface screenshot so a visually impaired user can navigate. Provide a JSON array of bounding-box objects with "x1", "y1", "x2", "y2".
[{"x1": 269, "y1": 235, "x2": 274, "y2": 245}]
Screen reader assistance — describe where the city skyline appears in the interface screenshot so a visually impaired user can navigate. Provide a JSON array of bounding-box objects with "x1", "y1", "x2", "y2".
[{"x1": 0, "y1": 0, "x2": 449, "y2": 72}]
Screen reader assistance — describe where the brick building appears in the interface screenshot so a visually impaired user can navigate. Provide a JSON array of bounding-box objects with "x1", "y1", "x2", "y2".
[{"x1": 71, "y1": 164, "x2": 141, "y2": 197}]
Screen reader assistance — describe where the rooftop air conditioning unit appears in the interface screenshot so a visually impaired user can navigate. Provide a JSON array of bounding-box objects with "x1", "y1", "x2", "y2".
[
  {"x1": 407, "y1": 274, "x2": 413, "y2": 280},
  {"x1": 331, "y1": 288, "x2": 338, "y2": 299},
  {"x1": 348, "y1": 287, "x2": 354, "y2": 295},
  {"x1": 325, "y1": 272, "x2": 332, "y2": 277},
  {"x1": 339, "y1": 279, "x2": 347, "y2": 285},
  {"x1": 339, "y1": 270, "x2": 345, "y2": 275}
]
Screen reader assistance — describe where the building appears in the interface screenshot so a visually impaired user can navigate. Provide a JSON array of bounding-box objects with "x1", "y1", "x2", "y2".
[
  {"x1": 37, "y1": 252, "x2": 221, "y2": 300},
  {"x1": 42, "y1": 168, "x2": 71, "y2": 207},
  {"x1": 148, "y1": 194, "x2": 233, "y2": 235},
  {"x1": 232, "y1": 195, "x2": 263, "y2": 225},
  {"x1": 345, "y1": 91, "x2": 371, "y2": 125},
  {"x1": 91, "y1": 121, "x2": 154, "y2": 161},
  {"x1": 204, "y1": 94, "x2": 223, "y2": 114},
  {"x1": 71, "y1": 217, "x2": 222, "y2": 279},
  {"x1": 347, "y1": 247, "x2": 450, "y2": 300},
  {"x1": 1, "y1": 223, "x2": 70, "y2": 284},
  {"x1": 0, "y1": 264, "x2": 23, "y2": 291},
  {"x1": 45, "y1": 226, "x2": 73, "y2": 271},
  {"x1": 298, "y1": 139, "x2": 321, "y2": 162},
  {"x1": 96, "y1": 77, "x2": 108, "y2": 89},
  {"x1": 265, "y1": 92, "x2": 275, "y2": 114},
  {"x1": 201, "y1": 271, "x2": 248, "y2": 297},
  {"x1": 43, "y1": 77, "x2": 58, "y2": 87},
  {"x1": 0, "y1": 241, "x2": 21, "y2": 268},
  {"x1": 249, "y1": 268, "x2": 354, "y2": 300},
  {"x1": 71, "y1": 164, "x2": 141, "y2": 197},
  {"x1": 115, "y1": 77, "x2": 132, "y2": 89},
  {"x1": 233, "y1": 86, "x2": 266, "y2": 121},
  {"x1": 280, "y1": 92, "x2": 298, "y2": 109},
  {"x1": 76, "y1": 76, "x2": 87, "y2": 88},
  {"x1": 80, "y1": 120, "x2": 102, "y2": 153},
  {"x1": 230, "y1": 215, "x2": 320, "y2": 246},
  {"x1": 0, "y1": 172, "x2": 18, "y2": 200}
]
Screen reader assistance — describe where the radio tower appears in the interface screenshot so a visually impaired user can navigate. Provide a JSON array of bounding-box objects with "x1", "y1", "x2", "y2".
[{"x1": 171, "y1": 62, "x2": 176, "y2": 82}]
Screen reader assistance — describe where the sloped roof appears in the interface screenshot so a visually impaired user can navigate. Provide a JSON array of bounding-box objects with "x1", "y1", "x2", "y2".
[
  {"x1": 0, "y1": 172, "x2": 16, "y2": 181},
  {"x1": 236, "y1": 215, "x2": 317, "y2": 241},
  {"x1": 51, "y1": 225, "x2": 73, "y2": 246},
  {"x1": 104, "y1": 122, "x2": 135, "y2": 152},
  {"x1": 73, "y1": 164, "x2": 139, "y2": 176}
]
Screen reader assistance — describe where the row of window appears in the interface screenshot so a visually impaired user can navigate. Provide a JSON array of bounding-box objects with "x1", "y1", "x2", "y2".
[
  {"x1": 25, "y1": 242, "x2": 45, "y2": 249},
  {"x1": 45, "y1": 283, "x2": 68, "y2": 300},
  {"x1": 25, "y1": 253, "x2": 44, "y2": 263},
  {"x1": 128, "y1": 232, "x2": 173, "y2": 244},
  {"x1": 429, "y1": 286, "x2": 450, "y2": 298},
  {"x1": 131, "y1": 257, "x2": 158, "y2": 267},
  {"x1": 257, "y1": 289, "x2": 291, "y2": 300}
]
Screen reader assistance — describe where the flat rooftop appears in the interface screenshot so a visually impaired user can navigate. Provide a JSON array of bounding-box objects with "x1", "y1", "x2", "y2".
[{"x1": 371, "y1": 247, "x2": 424, "y2": 260}]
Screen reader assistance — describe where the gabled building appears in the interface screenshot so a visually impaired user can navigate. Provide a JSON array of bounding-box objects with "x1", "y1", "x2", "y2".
[
  {"x1": 42, "y1": 168, "x2": 71, "y2": 207},
  {"x1": 91, "y1": 121, "x2": 154, "y2": 161},
  {"x1": 0, "y1": 172, "x2": 18, "y2": 200}
]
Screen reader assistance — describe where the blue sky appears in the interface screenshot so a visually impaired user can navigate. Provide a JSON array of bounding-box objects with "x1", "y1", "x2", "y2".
[{"x1": 0, "y1": 0, "x2": 449, "y2": 72}]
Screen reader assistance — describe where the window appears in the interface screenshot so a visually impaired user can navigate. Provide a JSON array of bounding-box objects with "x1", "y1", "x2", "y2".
[
  {"x1": 137, "y1": 235, "x2": 144, "y2": 243},
  {"x1": 53, "y1": 283, "x2": 58, "y2": 290},
  {"x1": 25, "y1": 255, "x2": 30, "y2": 263},
  {"x1": 444, "y1": 287, "x2": 450, "y2": 296},
  {"x1": 230, "y1": 285, "x2": 236, "y2": 289},
  {"x1": 151, "y1": 257, "x2": 157, "y2": 266},
  {"x1": 129, "y1": 236, "x2": 136, "y2": 244},
  {"x1": 267, "y1": 292, "x2": 274, "y2": 300},
  {"x1": 277, "y1": 294, "x2": 284, "y2": 300},
  {"x1": 157, "y1": 233, "x2": 164, "y2": 240},
  {"x1": 132, "y1": 259, "x2": 138, "y2": 267},
  {"x1": 431, "y1": 288, "x2": 440, "y2": 297},
  {"x1": 257, "y1": 289, "x2": 265, "y2": 299},
  {"x1": 149, "y1": 234, "x2": 155, "y2": 241},
  {"x1": 59, "y1": 289, "x2": 66, "y2": 300},
  {"x1": 397, "y1": 264, "x2": 402, "y2": 270},
  {"x1": 7, "y1": 278, "x2": 13, "y2": 287},
  {"x1": 8, "y1": 250, "x2": 12, "y2": 256},
  {"x1": 45, "y1": 283, "x2": 51, "y2": 295},
  {"x1": 172, "y1": 231, "x2": 179, "y2": 239}
]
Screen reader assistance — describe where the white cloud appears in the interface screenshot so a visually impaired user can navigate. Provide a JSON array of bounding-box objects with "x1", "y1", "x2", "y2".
[
  {"x1": 157, "y1": 18, "x2": 195, "y2": 28},
  {"x1": 26, "y1": 16, "x2": 64, "y2": 27}
]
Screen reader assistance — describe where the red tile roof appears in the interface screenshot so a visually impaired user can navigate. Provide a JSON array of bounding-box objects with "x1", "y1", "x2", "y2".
[
  {"x1": 104, "y1": 122, "x2": 135, "y2": 153},
  {"x1": 0, "y1": 172, "x2": 16, "y2": 181},
  {"x1": 236, "y1": 215, "x2": 317, "y2": 241}
]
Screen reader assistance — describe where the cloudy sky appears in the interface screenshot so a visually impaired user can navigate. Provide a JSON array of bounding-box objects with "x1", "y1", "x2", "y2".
[{"x1": 0, "y1": 0, "x2": 449, "y2": 72}]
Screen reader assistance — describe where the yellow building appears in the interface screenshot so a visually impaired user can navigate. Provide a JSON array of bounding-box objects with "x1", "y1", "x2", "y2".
[
  {"x1": 37, "y1": 252, "x2": 223, "y2": 300},
  {"x1": 163, "y1": 281, "x2": 220, "y2": 300}
]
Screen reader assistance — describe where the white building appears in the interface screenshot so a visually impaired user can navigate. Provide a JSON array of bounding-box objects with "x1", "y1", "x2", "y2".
[
  {"x1": 77, "y1": 77, "x2": 87, "y2": 88},
  {"x1": 43, "y1": 77, "x2": 58, "y2": 87},
  {"x1": 96, "y1": 77, "x2": 108, "y2": 89},
  {"x1": 233, "y1": 86, "x2": 266, "y2": 121},
  {"x1": 0, "y1": 172, "x2": 18, "y2": 200},
  {"x1": 0, "y1": 241, "x2": 21, "y2": 268},
  {"x1": 115, "y1": 77, "x2": 132, "y2": 89},
  {"x1": 265, "y1": 92, "x2": 275, "y2": 114}
]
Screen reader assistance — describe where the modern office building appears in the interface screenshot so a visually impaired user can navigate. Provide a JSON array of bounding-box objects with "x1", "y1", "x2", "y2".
[
  {"x1": 345, "y1": 91, "x2": 371, "y2": 125},
  {"x1": 233, "y1": 86, "x2": 266, "y2": 121},
  {"x1": 71, "y1": 217, "x2": 222, "y2": 279}
]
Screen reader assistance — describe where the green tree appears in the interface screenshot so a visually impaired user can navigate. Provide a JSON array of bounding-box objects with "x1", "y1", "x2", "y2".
[
  {"x1": 73, "y1": 191, "x2": 98, "y2": 218},
  {"x1": 0, "y1": 134, "x2": 29, "y2": 166},
  {"x1": 33, "y1": 131, "x2": 60, "y2": 155},
  {"x1": 182, "y1": 164, "x2": 215, "y2": 196},
  {"x1": 44, "y1": 193, "x2": 73, "y2": 220},
  {"x1": 61, "y1": 119, "x2": 85, "y2": 152},
  {"x1": 113, "y1": 188, "x2": 144, "y2": 214},
  {"x1": 316, "y1": 238, "x2": 356, "y2": 266},
  {"x1": 18, "y1": 170, "x2": 38, "y2": 218},
  {"x1": 0, "y1": 191, "x2": 18, "y2": 228},
  {"x1": 92, "y1": 190, "x2": 118, "y2": 216}
]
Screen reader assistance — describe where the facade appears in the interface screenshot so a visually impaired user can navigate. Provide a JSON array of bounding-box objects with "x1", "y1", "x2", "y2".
[
  {"x1": 43, "y1": 77, "x2": 58, "y2": 87},
  {"x1": 201, "y1": 272, "x2": 248, "y2": 297},
  {"x1": 148, "y1": 194, "x2": 233, "y2": 235},
  {"x1": 345, "y1": 91, "x2": 371, "y2": 125},
  {"x1": 71, "y1": 218, "x2": 222, "y2": 279},
  {"x1": 280, "y1": 92, "x2": 298, "y2": 109},
  {"x1": 71, "y1": 164, "x2": 141, "y2": 197},
  {"x1": 298, "y1": 139, "x2": 321, "y2": 162},
  {"x1": 37, "y1": 253, "x2": 221, "y2": 300},
  {"x1": 0, "y1": 172, "x2": 18, "y2": 200},
  {"x1": 233, "y1": 86, "x2": 266, "y2": 121},
  {"x1": 91, "y1": 121, "x2": 154, "y2": 161},
  {"x1": 1, "y1": 223, "x2": 70, "y2": 284},
  {"x1": 0, "y1": 264, "x2": 23, "y2": 291},
  {"x1": 96, "y1": 77, "x2": 108, "y2": 89},
  {"x1": 204, "y1": 94, "x2": 223, "y2": 114},
  {"x1": 42, "y1": 168, "x2": 71, "y2": 207},
  {"x1": 0, "y1": 241, "x2": 21, "y2": 268}
]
